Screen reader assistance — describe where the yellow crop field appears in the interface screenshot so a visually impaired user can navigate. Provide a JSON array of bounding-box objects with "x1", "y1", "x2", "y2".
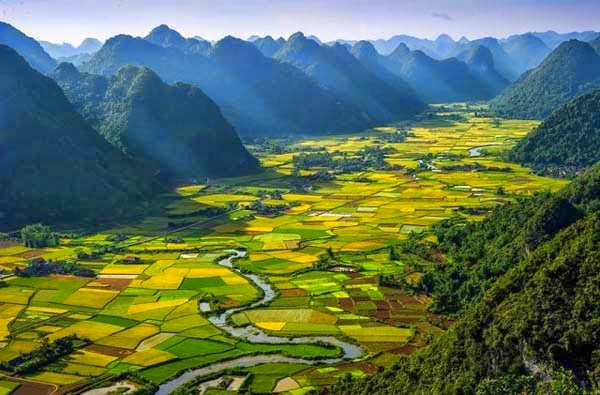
[
  {"x1": 47, "y1": 321, "x2": 123, "y2": 342},
  {"x1": 122, "y1": 348, "x2": 176, "y2": 367},
  {"x1": 98, "y1": 323, "x2": 159, "y2": 349}
]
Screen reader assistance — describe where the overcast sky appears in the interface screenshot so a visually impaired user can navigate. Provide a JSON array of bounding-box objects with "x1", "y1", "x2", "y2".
[{"x1": 1, "y1": 0, "x2": 599, "y2": 45}]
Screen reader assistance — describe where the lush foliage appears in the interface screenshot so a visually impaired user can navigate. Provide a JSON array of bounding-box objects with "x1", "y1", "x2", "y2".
[
  {"x1": 52, "y1": 63, "x2": 259, "y2": 180},
  {"x1": 0, "y1": 45, "x2": 160, "y2": 227},
  {"x1": 491, "y1": 40, "x2": 600, "y2": 119},
  {"x1": 509, "y1": 88, "x2": 600, "y2": 177},
  {"x1": 20, "y1": 224, "x2": 59, "y2": 248},
  {"x1": 324, "y1": 163, "x2": 600, "y2": 394}
]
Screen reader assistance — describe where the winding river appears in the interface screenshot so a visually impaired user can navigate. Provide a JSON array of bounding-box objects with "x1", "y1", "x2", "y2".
[{"x1": 156, "y1": 250, "x2": 363, "y2": 395}]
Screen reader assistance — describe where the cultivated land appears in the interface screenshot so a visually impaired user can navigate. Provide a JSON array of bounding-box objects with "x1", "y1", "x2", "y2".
[{"x1": 0, "y1": 104, "x2": 567, "y2": 394}]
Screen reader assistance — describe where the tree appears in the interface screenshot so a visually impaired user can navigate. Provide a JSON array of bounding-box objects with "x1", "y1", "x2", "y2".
[{"x1": 20, "y1": 224, "x2": 58, "y2": 248}]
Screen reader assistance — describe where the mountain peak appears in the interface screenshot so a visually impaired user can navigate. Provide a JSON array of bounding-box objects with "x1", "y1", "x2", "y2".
[
  {"x1": 288, "y1": 31, "x2": 307, "y2": 42},
  {"x1": 436, "y1": 34, "x2": 455, "y2": 43},
  {"x1": 145, "y1": 24, "x2": 186, "y2": 48},
  {"x1": 52, "y1": 62, "x2": 81, "y2": 80},
  {"x1": 351, "y1": 40, "x2": 378, "y2": 60}
]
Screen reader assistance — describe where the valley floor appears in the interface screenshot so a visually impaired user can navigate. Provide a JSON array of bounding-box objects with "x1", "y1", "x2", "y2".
[{"x1": 0, "y1": 104, "x2": 567, "y2": 395}]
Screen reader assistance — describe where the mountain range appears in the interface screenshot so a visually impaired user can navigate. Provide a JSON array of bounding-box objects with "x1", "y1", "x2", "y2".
[
  {"x1": 40, "y1": 37, "x2": 103, "y2": 58},
  {"x1": 0, "y1": 45, "x2": 159, "y2": 226},
  {"x1": 81, "y1": 26, "x2": 387, "y2": 136},
  {"x1": 272, "y1": 32, "x2": 424, "y2": 122},
  {"x1": 51, "y1": 62, "x2": 258, "y2": 181}
]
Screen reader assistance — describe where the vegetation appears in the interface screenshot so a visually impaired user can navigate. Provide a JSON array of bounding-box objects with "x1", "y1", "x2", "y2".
[
  {"x1": 0, "y1": 45, "x2": 160, "y2": 228},
  {"x1": 1, "y1": 336, "x2": 79, "y2": 375},
  {"x1": 51, "y1": 63, "x2": 259, "y2": 180},
  {"x1": 509, "y1": 88, "x2": 600, "y2": 177},
  {"x1": 15, "y1": 259, "x2": 95, "y2": 278},
  {"x1": 323, "y1": 162, "x2": 600, "y2": 395},
  {"x1": 491, "y1": 40, "x2": 600, "y2": 119},
  {"x1": 20, "y1": 224, "x2": 59, "y2": 248}
]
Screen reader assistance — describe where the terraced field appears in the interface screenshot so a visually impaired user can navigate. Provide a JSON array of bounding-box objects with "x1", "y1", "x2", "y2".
[{"x1": 0, "y1": 105, "x2": 567, "y2": 394}]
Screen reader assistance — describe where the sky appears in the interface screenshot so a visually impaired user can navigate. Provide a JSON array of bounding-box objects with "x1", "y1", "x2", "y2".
[{"x1": 1, "y1": 0, "x2": 599, "y2": 45}]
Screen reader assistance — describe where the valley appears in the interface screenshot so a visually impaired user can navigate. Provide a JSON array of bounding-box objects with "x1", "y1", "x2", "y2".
[{"x1": 0, "y1": 105, "x2": 567, "y2": 394}]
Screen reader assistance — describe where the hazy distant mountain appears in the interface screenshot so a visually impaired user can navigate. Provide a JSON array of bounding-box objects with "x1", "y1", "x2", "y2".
[
  {"x1": 274, "y1": 32, "x2": 424, "y2": 122},
  {"x1": 457, "y1": 37, "x2": 518, "y2": 81},
  {"x1": 307, "y1": 35, "x2": 322, "y2": 44},
  {"x1": 0, "y1": 22, "x2": 56, "y2": 73},
  {"x1": 0, "y1": 45, "x2": 158, "y2": 226},
  {"x1": 380, "y1": 44, "x2": 497, "y2": 103},
  {"x1": 145, "y1": 24, "x2": 211, "y2": 55},
  {"x1": 83, "y1": 29, "x2": 373, "y2": 136},
  {"x1": 501, "y1": 33, "x2": 551, "y2": 73},
  {"x1": 350, "y1": 41, "x2": 417, "y2": 95},
  {"x1": 508, "y1": 88, "x2": 600, "y2": 177},
  {"x1": 56, "y1": 52, "x2": 93, "y2": 66},
  {"x1": 589, "y1": 36, "x2": 600, "y2": 55},
  {"x1": 491, "y1": 40, "x2": 600, "y2": 119},
  {"x1": 41, "y1": 37, "x2": 103, "y2": 59},
  {"x1": 252, "y1": 35, "x2": 286, "y2": 57},
  {"x1": 455, "y1": 45, "x2": 508, "y2": 94},
  {"x1": 532, "y1": 30, "x2": 600, "y2": 49},
  {"x1": 51, "y1": 63, "x2": 258, "y2": 179}
]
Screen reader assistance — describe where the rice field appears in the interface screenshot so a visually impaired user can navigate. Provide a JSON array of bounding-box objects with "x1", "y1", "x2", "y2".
[{"x1": 0, "y1": 105, "x2": 568, "y2": 393}]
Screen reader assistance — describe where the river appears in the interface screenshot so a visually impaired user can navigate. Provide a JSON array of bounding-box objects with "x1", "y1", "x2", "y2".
[{"x1": 156, "y1": 250, "x2": 363, "y2": 395}]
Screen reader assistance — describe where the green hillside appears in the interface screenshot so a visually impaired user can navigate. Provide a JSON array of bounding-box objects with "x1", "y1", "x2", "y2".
[
  {"x1": 51, "y1": 63, "x2": 259, "y2": 180},
  {"x1": 0, "y1": 45, "x2": 160, "y2": 227}
]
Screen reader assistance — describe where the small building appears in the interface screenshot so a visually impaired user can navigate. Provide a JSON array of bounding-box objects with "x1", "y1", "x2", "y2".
[{"x1": 122, "y1": 256, "x2": 141, "y2": 263}]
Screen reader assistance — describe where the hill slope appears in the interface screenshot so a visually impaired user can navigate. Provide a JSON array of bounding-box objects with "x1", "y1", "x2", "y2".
[
  {"x1": 0, "y1": 45, "x2": 158, "y2": 227},
  {"x1": 491, "y1": 40, "x2": 600, "y2": 119},
  {"x1": 509, "y1": 89, "x2": 600, "y2": 177},
  {"x1": 0, "y1": 22, "x2": 56, "y2": 73},
  {"x1": 51, "y1": 63, "x2": 258, "y2": 180},
  {"x1": 82, "y1": 30, "x2": 373, "y2": 136},
  {"x1": 324, "y1": 161, "x2": 600, "y2": 395}
]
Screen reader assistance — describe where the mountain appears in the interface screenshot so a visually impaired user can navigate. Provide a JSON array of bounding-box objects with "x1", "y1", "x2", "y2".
[
  {"x1": 0, "y1": 22, "x2": 56, "y2": 73},
  {"x1": 491, "y1": 40, "x2": 600, "y2": 119},
  {"x1": 0, "y1": 45, "x2": 158, "y2": 227},
  {"x1": 56, "y1": 52, "x2": 93, "y2": 66},
  {"x1": 455, "y1": 44, "x2": 509, "y2": 94},
  {"x1": 51, "y1": 63, "x2": 258, "y2": 180},
  {"x1": 274, "y1": 32, "x2": 424, "y2": 121},
  {"x1": 367, "y1": 35, "x2": 451, "y2": 58},
  {"x1": 502, "y1": 33, "x2": 552, "y2": 73},
  {"x1": 458, "y1": 37, "x2": 519, "y2": 81},
  {"x1": 533, "y1": 30, "x2": 600, "y2": 49},
  {"x1": 381, "y1": 45, "x2": 496, "y2": 103},
  {"x1": 82, "y1": 31, "x2": 373, "y2": 136},
  {"x1": 589, "y1": 36, "x2": 600, "y2": 54},
  {"x1": 508, "y1": 89, "x2": 600, "y2": 177},
  {"x1": 144, "y1": 24, "x2": 211, "y2": 54},
  {"x1": 324, "y1": 160, "x2": 600, "y2": 395},
  {"x1": 252, "y1": 35, "x2": 286, "y2": 57},
  {"x1": 350, "y1": 41, "x2": 418, "y2": 99},
  {"x1": 40, "y1": 37, "x2": 102, "y2": 58},
  {"x1": 502, "y1": 33, "x2": 551, "y2": 72}
]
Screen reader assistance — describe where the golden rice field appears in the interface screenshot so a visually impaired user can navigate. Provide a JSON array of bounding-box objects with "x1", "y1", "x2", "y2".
[{"x1": 0, "y1": 105, "x2": 568, "y2": 394}]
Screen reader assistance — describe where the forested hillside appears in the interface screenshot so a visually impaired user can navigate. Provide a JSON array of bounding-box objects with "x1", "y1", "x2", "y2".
[
  {"x1": 0, "y1": 45, "x2": 159, "y2": 227},
  {"x1": 509, "y1": 89, "x2": 600, "y2": 177},
  {"x1": 491, "y1": 40, "x2": 600, "y2": 119},
  {"x1": 51, "y1": 63, "x2": 258, "y2": 180},
  {"x1": 324, "y1": 162, "x2": 600, "y2": 394}
]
